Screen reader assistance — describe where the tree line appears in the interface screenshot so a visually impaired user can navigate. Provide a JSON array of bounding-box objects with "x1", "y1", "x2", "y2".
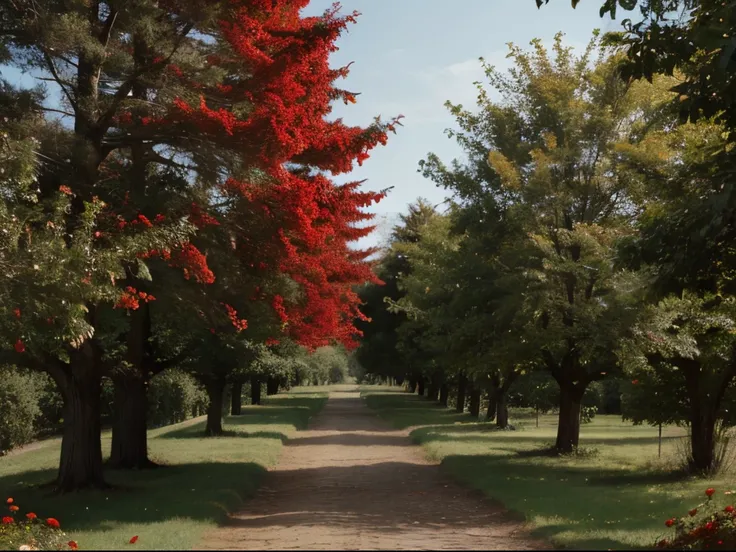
[{"x1": 357, "y1": 0, "x2": 736, "y2": 475}]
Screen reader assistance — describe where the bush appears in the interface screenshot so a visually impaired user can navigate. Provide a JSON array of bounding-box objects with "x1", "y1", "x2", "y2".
[
  {"x1": 658, "y1": 488, "x2": 736, "y2": 550},
  {"x1": 33, "y1": 373, "x2": 64, "y2": 437},
  {"x1": 0, "y1": 497, "x2": 73, "y2": 551},
  {"x1": 148, "y1": 370, "x2": 206, "y2": 428},
  {"x1": 0, "y1": 367, "x2": 40, "y2": 453}
]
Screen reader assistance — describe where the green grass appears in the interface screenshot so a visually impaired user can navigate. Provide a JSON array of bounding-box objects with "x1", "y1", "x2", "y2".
[
  {"x1": 362, "y1": 386, "x2": 736, "y2": 551},
  {"x1": 0, "y1": 389, "x2": 327, "y2": 550}
]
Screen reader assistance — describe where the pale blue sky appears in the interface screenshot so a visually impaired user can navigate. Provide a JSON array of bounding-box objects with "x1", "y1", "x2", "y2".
[
  {"x1": 0, "y1": 1, "x2": 619, "y2": 248},
  {"x1": 301, "y1": 0, "x2": 620, "y2": 248}
]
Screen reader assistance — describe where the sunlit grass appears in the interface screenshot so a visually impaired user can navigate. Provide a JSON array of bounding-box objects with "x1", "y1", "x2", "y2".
[
  {"x1": 0, "y1": 390, "x2": 327, "y2": 550},
  {"x1": 362, "y1": 387, "x2": 735, "y2": 550}
]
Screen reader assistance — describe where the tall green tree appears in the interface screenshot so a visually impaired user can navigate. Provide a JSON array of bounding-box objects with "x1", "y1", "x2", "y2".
[{"x1": 422, "y1": 33, "x2": 673, "y2": 451}]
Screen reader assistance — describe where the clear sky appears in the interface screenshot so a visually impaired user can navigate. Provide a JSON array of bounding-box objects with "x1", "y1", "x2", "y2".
[
  {"x1": 0, "y1": 1, "x2": 620, "y2": 249},
  {"x1": 302, "y1": 0, "x2": 620, "y2": 248}
]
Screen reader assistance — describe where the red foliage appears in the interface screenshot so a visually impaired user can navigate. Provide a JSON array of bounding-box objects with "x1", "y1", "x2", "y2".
[
  {"x1": 169, "y1": 243, "x2": 215, "y2": 284},
  {"x1": 658, "y1": 488, "x2": 736, "y2": 550},
  {"x1": 97, "y1": 1, "x2": 395, "y2": 347}
]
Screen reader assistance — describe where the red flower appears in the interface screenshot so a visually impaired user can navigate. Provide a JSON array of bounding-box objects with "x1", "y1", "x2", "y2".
[
  {"x1": 705, "y1": 521, "x2": 715, "y2": 531},
  {"x1": 209, "y1": 328, "x2": 216, "y2": 334},
  {"x1": 665, "y1": 518, "x2": 675, "y2": 527},
  {"x1": 689, "y1": 508, "x2": 698, "y2": 516},
  {"x1": 9, "y1": 505, "x2": 19, "y2": 512},
  {"x1": 6, "y1": 498, "x2": 12, "y2": 504},
  {"x1": 59, "y1": 185, "x2": 72, "y2": 195},
  {"x1": 2, "y1": 516, "x2": 12, "y2": 525},
  {"x1": 26, "y1": 512, "x2": 37, "y2": 520},
  {"x1": 706, "y1": 487, "x2": 716, "y2": 497},
  {"x1": 94, "y1": 231, "x2": 102, "y2": 238},
  {"x1": 46, "y1": 517, "x2": 60, "y2": 528},
  {"x1": 657, "y1": 540, "x2": 668, "y2": 548},
  {"x1": 68, "y1": 542, "x2": 79, "y2": 550},
  {"x1": 631, "y1": 379, "x2": 639, "y2": 385},
  {"x1": 725, "y1": 505, "x2": 734, "y2": 513},
  {"x1": 13, "y1": 308, "x2": 20, "y2": 319},
  {"x1": 130, "y1": 535, "x2": 139, "y2": 544},
  {"x1": 14, "y1": 339, "x2": 25, "y2": 353}
]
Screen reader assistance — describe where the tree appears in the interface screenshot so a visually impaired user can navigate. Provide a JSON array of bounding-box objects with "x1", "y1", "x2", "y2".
[
  {"x1": 420, "y1": 33, "x2": 674, "y2": 451},
  {"x1": 356, "y1": 199, "x2": 437, "y2": 387}
]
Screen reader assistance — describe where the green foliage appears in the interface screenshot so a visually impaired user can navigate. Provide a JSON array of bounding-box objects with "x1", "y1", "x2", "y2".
[
  {"x1": 0, "y1": 367, "x2": 40, "y2": 452},
  {"x1": 305, "y1": 346, "x2": 350, "y2": 385},
  {"x1": 147, "y1": 370, "x2": 207, "y2": 428}
]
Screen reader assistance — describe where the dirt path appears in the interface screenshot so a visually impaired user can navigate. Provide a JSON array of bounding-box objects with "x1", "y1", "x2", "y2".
[{"x1": 197, "y1": 388, "x2": 548, "y2": 550}]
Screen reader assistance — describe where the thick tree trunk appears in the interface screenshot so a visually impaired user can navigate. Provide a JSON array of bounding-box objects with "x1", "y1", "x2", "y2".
[
  {"x1": 468, "y1": 385, "x2": 481, "y2": 418},
  {"x1": 408, "y1": 379, "x2": 417, "y2": 394},
  {"x1": 486, "y1": 390, "x2": 497, "y2": 422},
  {"x1": 496, "y1": 391, "x2": 509, "y2": 429},
  {"x1": 53, "y1": 351, "x2": 106, "y2": 491},
  {"x1": 109, "y1": 375, "x2": 155, "y2": 470},
  {"x1": 266, "y1": 377, "x2": 279, "y2": 396},
  {"x1": 417, "y1": 380, "x2": 425, "y2": 397},
  {"x1": 555, "y1": 383, "x2": 584, "y2": 452},
  {"x1": 110, "y1": 293, "x2": 158, "y2": 470},
  {"x1": 455, "y1": 374, "x2": 467, "y2": 413},
  {"x1": 205, "y1": 380, "x2": 226, "y2": 436},
  {"x1": 251, "y1": 376, "x2": 262, "y2": 405},
  {"x1": 231, "y1": 382, "x2": 242, "y2": 415},
  {"x1": 689, "y1": 407, "x2": 717, "y2": 473},
  {"x1": 439, "y1": 383, "x2": 449, "y2": 407}
]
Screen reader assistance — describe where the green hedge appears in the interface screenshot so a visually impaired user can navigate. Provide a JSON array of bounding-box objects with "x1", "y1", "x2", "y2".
[{"x1": 0, "y1": 367, "x2": 40, "y2": 452}]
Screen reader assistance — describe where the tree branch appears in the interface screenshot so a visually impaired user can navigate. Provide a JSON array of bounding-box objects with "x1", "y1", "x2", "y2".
[
  {"x1": 96, "y1": 22, "x2": 194, "y2": 133},
  {"x1": 41, "y1": 50, "x2": 78, "y2": 112}
]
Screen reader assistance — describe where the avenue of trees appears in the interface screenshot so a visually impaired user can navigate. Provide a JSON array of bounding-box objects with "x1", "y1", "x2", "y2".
[
  {"x1": 0, "y1": 0, "x2": 392, "y2": 491},
  {"x1": 357, "y1": 0, "x2": 736, "y2": 475}
]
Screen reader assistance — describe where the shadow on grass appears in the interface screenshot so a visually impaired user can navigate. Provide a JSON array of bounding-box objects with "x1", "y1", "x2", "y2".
[
  {"x1": 362, "y1": 393, "x2": 478, "y2": 430},
  {"x1": 438, "y1": 453, "x2": 690, "y2": 550},
  {"x1": 0, "y1": 461, "x2": 268, "y2": 532},
  {"x1": 288, "y1": 432, "x2": 413, "y2": 447},
  {"x1": 159, "y1": 395, "x2": 327, "y2": 440}
]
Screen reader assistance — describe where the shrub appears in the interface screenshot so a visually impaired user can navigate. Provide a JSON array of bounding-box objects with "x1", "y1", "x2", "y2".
[
  {"x1": 0, "y1": 367, "x2": 40, "y2": 453},
  {"x1": 657, "y1": 488, "x2": 736, "y2": 550},
  {"x1": 0, "y1": 497, "x2": 73, "y2": 551},
  {"x1": 33, "y1": 373, "x2": 64, "y2": 437},
  {"x1": 148, "y1": 370, "x2": 206, "y2": 428}
]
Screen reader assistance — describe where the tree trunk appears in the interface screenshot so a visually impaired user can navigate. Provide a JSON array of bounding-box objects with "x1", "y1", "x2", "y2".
[
  {"x1": 109, "y1": 375, "x2": 155, "y2": 470},
  {"x1": 439, "y1": 383, "x2": 449, "y2": 406},
  {"x1": 53, "y1": 351, "x2": 106, "y2": 491},
  {"x1": 468, "y1": 386, "x2": 481, "y2": 418},
  {"x1": 428, "y1": 381, "x2": 440, "y2": 401},
  {"x1": 205, "y1": 380, "x2": 225, "y2": 436},
  {"x1": 266, "y1": 377, "x2": 279, "y2": 396},
  {"x1": 231, "y1": 381, "x2": 242, "y2": 415},
  {"x1": 496, "y1": 391, "x2": 509, "y2": 429},
  {"x1": 408, "y1": 379, "x2": 417, "y2": 394},
  {"x1": 455, "y1": 374, "x2": 467, "y2": 413},
  {"x1": 555, "y1": 383, "x2": 584, "y2": 452},
  {"x1": 251, "y1": 376, "x2": 262, "y2": 405},
  {"x1": 417, "y1": 380, "x2": 425, "y2": 397},
  {"x1": 486, "y1": 390, "x2": 497, "y2": 422},
  {"x1": 689, "y1": 408, "x2": 717, "y2": 473}
]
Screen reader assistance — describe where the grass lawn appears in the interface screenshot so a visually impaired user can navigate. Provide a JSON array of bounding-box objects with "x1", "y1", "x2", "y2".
[
  {"x1": 0, "y1": 388, "x2": 327, "y2": 550},
  {"x1": 362, "y1": 386, "x2": 736, "y2": 551}
]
